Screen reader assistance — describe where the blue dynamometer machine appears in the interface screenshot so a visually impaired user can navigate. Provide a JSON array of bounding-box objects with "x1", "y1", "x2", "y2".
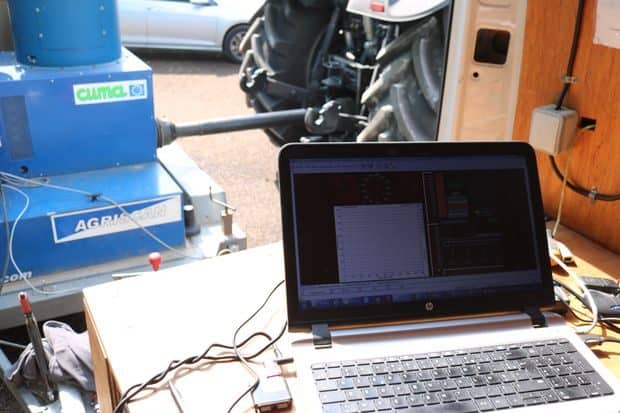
[
  {"x1": 0, "y1": 1, "x2": 253, "y2": 410},
  {"x1": 0, "y1": 0, "x2": 186, "y2": 276},
  {"x1": 0, "y1": 1, "x2": 313, "y2": 410},
  {"x1": 0, "y1": 0, "x2": 247, "y2": 328}
]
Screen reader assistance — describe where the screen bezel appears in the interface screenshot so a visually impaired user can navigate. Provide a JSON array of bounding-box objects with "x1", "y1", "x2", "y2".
[{"x1": 279, "y1": 142, "x2": 553, "y2": 331}]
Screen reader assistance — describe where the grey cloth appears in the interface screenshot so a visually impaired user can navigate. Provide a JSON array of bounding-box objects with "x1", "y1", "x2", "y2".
[{"x1": 9, "y1": 320, "x2": 95, "y2": 392}]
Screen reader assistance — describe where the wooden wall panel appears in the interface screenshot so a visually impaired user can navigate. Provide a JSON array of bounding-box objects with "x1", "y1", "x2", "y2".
[{"x1": 513, "y1": 0, "x2": 620, "y2": 253}]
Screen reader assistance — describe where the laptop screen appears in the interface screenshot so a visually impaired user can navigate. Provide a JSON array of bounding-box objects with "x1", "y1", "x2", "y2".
[{"x1": 279, "y1": 143, "x2": 553, "y2": 329}]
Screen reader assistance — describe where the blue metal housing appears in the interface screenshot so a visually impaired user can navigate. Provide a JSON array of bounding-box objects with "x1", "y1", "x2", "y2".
[
  {"x1": 0, "y1": 49, "x2": 157, "y2": 177},
  {"x1": 0, "y1": 1, "x2": 187, "y2": 280},
  {"x1": 0, "y1": 163, "x2": 186, "y2": 278},
  {"x1": 0, "y1": 49, "x2": 187, "y2": 278},
  {"x1": 7, "y1": 0, "x2": 122, "y2": 67}
]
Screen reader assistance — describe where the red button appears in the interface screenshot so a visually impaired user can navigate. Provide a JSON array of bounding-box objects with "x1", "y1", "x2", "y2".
[{"x1": 148, "y1": 252, "x2": 162, "y2": 271}]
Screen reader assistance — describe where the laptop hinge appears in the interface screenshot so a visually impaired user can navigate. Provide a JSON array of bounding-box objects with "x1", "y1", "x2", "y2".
[
  {"x1": 524, "y1": 307, "x2": 547, "y2": 328},
  {"x1": 312, "y1": 324, "x2": 332, "y2": 349}
]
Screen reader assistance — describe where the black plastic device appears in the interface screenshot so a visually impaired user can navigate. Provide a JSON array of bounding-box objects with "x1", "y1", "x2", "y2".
[
  {"x1": 586, "y1": 290, "x2": 620, "y2": 317},
  {"x1": 580, "y1": 276, "x2": 620, "y2": 294}
]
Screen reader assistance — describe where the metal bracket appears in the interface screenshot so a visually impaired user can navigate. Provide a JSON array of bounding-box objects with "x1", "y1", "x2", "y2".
[
  {"x1": 305, "y1": 99, "x2": 354, "y2": 135},
  {"x1": 241, "y1": 68, "x2": 312, "y2": 103},
  {"x1": 589, "y1": 187, "x2": 598, "y2": 204},
  {"x1": 265, "y1": 76, "x2": 312, "y2": 102},
  {"x1": 312, "y1": 324, "x2": 332, "y2": 349},
  {"x1": 209, "y1": 186, "x2": 236, "y2": 214},
  {"x1": 561, "y1": 75, "x2": 578, "y2": 84},
  {"x1": 209, "y1": 187, "x2": 235, "y2": 236},
  {"x1": 524, "y1": 307, "x2": 547, "y2": 328}
]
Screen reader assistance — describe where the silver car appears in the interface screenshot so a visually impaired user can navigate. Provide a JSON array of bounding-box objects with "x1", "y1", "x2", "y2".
[{"x1": 118, "y1": 0, "x2": 264, "y2": 63}]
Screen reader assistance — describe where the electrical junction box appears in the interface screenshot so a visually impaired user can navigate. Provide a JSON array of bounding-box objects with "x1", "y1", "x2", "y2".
[{"x1": 528, "y1": 104, "x2": 579, "y2": 155}]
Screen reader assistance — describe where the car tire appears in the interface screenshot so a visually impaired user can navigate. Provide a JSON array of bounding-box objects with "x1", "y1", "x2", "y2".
[
  {"x1": 223, "y1": 24, "x2": 249, "y2": 63},
  {"x1": 240, "y1": 0, "x2": 334, "y2": 145}
]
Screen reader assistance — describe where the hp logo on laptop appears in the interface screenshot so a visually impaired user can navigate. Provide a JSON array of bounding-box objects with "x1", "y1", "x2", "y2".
[{"x1": 425, "y1": 302, "x2": 434, "y2": 311}]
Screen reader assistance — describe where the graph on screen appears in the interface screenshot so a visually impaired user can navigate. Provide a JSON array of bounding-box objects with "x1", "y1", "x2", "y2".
[{"x1": 334, "y1": 204, "x2": 430, "y2": 283}]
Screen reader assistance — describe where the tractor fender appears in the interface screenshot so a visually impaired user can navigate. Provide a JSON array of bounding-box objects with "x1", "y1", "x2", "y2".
[{"x1": 346, "y1": 0, "x2": 448, "y2": 23}]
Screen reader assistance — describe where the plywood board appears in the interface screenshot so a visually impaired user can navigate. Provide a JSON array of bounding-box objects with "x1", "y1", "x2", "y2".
[{"x1": 513, "y1": 0, "x2": 620, "y2": 253}]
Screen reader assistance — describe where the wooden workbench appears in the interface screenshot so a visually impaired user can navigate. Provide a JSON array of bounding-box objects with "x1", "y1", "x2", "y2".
[
  {"x1": 85, "y1": 243, "x2": 289, "y2": 413},
  {"x1": 84, "y1": 226, "x2": 620, "y2": 413}
]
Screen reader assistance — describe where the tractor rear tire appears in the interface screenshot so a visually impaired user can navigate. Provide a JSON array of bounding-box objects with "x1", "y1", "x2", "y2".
[
  {"x1": 240, "y1": 0, "x2": 334, "y2": 145},
  {"x1": 357, "y1": 13, "x2": 448, "y2": 142}
]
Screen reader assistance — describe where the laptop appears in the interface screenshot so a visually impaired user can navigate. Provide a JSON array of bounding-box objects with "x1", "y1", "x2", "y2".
[{"x1": 278, "y1": 142, "x2": 620, "y2": 412}]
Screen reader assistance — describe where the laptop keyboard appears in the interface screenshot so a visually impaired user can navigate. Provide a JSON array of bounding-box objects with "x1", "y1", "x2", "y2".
[{"x1": 311, "y1": 338, "x2": 614, "y2": 412}]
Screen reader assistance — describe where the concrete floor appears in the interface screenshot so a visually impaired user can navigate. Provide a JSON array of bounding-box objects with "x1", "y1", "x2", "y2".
[{"x1": 0, "y1": 51, "x2": 282, "y2": 411}]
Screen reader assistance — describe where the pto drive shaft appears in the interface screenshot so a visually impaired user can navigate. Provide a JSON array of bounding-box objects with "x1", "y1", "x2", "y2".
[{"x1": 156, "y1": 108, "x2": 307, "y2": 147}]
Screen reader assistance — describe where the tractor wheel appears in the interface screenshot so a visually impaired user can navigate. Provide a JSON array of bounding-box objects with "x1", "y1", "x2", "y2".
[
  {"x1": 357, "y1": 11, "x2": 448, "y2": 142},
  {"x1": 240, "y1": 0, "x2": 334, "y2": 145}
]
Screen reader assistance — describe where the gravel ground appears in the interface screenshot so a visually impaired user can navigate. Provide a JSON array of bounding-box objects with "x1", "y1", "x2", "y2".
[
  {"x1": 148, "y1": 51, "x2": 282, "y2": 248},
  {"x1": 0, "y1": 51, "x2": 281, "y2": 411}
]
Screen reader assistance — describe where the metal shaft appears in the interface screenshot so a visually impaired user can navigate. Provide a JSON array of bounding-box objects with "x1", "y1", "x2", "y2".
[{"x1": 157, "y1": 108, "x2": 307, "y2": 147}]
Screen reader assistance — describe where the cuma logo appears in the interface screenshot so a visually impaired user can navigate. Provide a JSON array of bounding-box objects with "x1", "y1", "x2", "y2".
[
  {"x1": 73, "y1": 79, "x2": 148, "y2": 105},
  {"x1": 76, "y1": 85, "x2": 127, "y2": 101}
]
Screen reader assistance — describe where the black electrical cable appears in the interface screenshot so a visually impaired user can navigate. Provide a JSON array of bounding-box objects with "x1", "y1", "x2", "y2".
[
  {"x1": 113, "y1": 331, "x2": 277, "y2": 413},
  {"x1": 227, "y1": 320, "x2": 287, "y2": 411},
  {"x1": 549, "y1": 155, "x2": 620, "y2": 201},
  {"x1": 567, "y1": 303, "x2": 620, "y2": 335},
  {"x1": 601, "y1": 319, "x2": 620, "y2": 335},
  {"x1": 0, "y1": 183, "x2": 10, "y2": 295},
  {"x1": 554, "y1": 279, "x2": 593, "y2": 325},
  {"x1": 549, "y1": 0, "x2": 620, "y2": 201},
  {"x1": 553, "y1": 279, "x2": 620, "y2": 335},
  {"x1": 113, "y1": 280, "x2": 286, "y2": 413},
  {"x1": 227, "y1": 279, "x2": 286, "y2": 413},
  {"x1": 225, "y1": 333, "x2": 276, "y2": 412},
  {"x1": 554, "y1": 279, "x2": 582, "y2": 301},
  {"x1": 555, "y1": 0, "x2": 585, "y2": 110},
  {"x1": 114, "y1": 324, "x2": 288, "y2": 413}
]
